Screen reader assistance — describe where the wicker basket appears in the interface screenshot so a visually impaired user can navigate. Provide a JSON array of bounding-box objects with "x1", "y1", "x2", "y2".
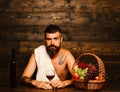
[{"x1": 73, "y1": 53, "x2": 106, "y2": 90}]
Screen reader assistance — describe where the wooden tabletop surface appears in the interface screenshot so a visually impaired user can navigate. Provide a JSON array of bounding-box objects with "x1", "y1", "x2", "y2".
[{"x1": 0, "y1": 79, "x2": 120, "y2": 92}]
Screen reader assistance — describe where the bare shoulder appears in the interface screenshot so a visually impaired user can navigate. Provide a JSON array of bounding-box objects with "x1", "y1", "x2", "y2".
[
  {"x1": 61, "y1": 48, "x2": 73, "y2": 56},
  {"x1": 60, "y1": 48, "x2": 75, "y2": 62}
]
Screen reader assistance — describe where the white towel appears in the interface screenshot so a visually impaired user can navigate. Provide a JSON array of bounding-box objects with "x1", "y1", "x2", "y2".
[{"x1": 34, "y1": 45, "x2": 59, "y2": 81}]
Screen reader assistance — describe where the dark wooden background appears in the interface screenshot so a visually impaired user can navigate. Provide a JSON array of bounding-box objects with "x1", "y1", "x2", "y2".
[{"x1": 0, "y1": 0, "x2": 120, "y2": 84}]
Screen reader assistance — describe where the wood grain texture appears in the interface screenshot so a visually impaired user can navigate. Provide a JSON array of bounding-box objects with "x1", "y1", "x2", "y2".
[{"x1": 0, "y1": 0, "x2": 120, "y2": 80}]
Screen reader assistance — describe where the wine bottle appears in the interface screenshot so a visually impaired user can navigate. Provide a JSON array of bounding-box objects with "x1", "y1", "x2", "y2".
[{"x1": 10, "y1": 48, "x2": 17, "y2": 88}]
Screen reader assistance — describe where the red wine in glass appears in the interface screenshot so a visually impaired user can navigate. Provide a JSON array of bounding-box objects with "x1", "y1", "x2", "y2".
[
  {"x1": 46, "y1": 70, "x2": 56, "y2": 90},
  {"x1": 46, "y1": 75, "x2": 55, "y2": 81},
  {"x1": 46, "y1": 70, "x2": 55, "y2": 81}
]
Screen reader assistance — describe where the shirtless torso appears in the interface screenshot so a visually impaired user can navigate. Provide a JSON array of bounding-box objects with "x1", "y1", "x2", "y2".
[{"x1": 51, "y1": 48, "x2": 74, "y2": 81}]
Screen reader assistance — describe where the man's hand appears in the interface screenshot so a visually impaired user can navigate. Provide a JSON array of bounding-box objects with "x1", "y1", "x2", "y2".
[
  {"x1": 31, "y1": 80, "x2": 53, "y2": 90},
  {"x1": 49, "y1": 80, "x2": 66, "y2": 88},
  {"x1": 50, "y1": 79, "x2": 73, "y2": 88}
]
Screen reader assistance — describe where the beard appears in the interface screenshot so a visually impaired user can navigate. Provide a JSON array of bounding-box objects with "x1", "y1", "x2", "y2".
[{"x1": 46, "y1": 44, "x2": 60, "y2": 58}]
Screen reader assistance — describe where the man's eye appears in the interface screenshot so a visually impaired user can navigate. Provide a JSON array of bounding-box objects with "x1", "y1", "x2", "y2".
[
  {"x1": 54, "y1": 37, "x2": 59, "y2": 40},
  {"x1": 46, "y1": 38, "x2": 51, "y2": 40},
  {"x1": 54, "y1": 38, "x2": 58, "y2": 40}
]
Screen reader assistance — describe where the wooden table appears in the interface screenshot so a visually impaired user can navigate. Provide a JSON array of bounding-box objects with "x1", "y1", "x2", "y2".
[{"x1": 0, "y1": 80, "x2": 120, "y2": 92}]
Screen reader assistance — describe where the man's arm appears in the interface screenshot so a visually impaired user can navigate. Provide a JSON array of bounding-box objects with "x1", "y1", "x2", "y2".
[
  {"x1": 21, "y1": 53, "x2": 53, "y2": 89},
  {"x1": 21, "y1": 76, "x2": 33, "y2": 85},
  {"x1": 64, "y1": 50, "x2": 75, "y2": 86},
  {"x1": 21, "y1": 53, "x2": 36, "y2": 85},
  {"x1": 66, "y1": 51, "x2": 75, "y2": 76}
]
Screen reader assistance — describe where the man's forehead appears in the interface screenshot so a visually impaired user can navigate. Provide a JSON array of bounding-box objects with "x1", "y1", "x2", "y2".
[{"x1": 46, "y1": 32, "x2": 61, "y2": 36}]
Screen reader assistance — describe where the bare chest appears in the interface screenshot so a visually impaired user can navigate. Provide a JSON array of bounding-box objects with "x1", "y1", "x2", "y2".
[
  {"x1": 52, "y1": 59, "x2": 68, "y2": 80},
  {"x1": 51, "y1": 50, "x2": 69, "y2": 80}
]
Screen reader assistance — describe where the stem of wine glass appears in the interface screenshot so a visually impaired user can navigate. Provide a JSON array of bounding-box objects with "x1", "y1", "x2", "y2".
[{"x1": 46, "y1": 70, "x2": 56, "y2": 90}]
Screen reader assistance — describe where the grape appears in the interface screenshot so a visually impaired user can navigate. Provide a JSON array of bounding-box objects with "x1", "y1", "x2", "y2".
[
  {"x1": 84, "y1": 63, "x2": 98, "y2": 83},
  {"x1": 73, "y1": 62, "x2": 98, "y2": 83},
  {"x1": 74, "y1": 65, "x2": 78, "y2": 73}
]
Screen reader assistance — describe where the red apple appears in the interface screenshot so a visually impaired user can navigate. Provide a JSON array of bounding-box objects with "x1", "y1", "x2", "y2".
[
  {"x1": 73, "y1": 73, "x2": 79, "y2": 80},
  {"x1": 95, "y1": 76, "x2": 99, "y2": 80}
]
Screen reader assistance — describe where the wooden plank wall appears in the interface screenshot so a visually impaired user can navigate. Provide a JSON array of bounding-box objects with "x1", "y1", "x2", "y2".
[{"x1": 0, "y1": 0, "x2": 120, "y2": 82}]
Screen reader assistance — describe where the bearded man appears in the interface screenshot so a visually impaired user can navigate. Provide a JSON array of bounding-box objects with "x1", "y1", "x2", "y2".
[{"x1": 21, "y1": 24, "x2": 75, "y2": 89}]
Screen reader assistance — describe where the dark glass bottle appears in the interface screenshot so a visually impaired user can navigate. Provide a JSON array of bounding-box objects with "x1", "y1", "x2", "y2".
[{"x1": 10, "y1": 48, "x2": 17, "y2": 88}]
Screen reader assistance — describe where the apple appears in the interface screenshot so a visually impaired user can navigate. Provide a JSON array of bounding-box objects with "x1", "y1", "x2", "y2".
[
  {"x1": 95, "y1": 76, "x2": 99, "y2": 80},
  {"x1": 73, "y1": 73, "x2": 79, "y2": 80}
]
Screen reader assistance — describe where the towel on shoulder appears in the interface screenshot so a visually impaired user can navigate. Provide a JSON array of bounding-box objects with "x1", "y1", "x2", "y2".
[{"x1": 34, "y1": 45, "x2": 59, "y2": 81}]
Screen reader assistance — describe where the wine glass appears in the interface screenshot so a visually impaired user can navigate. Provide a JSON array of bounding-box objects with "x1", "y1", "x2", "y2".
[
  {"x1": 46, "y1": 70, "x2": 55, "y2": 81},
  {"x1": 46, "y1": 70, "x2": 56, "y2": 90}
]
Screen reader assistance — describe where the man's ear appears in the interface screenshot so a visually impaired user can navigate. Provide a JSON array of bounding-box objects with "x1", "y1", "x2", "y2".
[{"x1": 61, "y1": 36, "x2": 63, "y2": 43}]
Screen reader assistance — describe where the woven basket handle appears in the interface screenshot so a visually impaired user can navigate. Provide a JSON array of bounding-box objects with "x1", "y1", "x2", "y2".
[{"x1": 76, "y1": 53, "x2": 106, "y2": 79}]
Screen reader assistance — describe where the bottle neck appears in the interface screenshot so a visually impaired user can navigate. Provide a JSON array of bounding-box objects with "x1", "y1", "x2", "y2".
[{"x1": 12, "y1": 49, "x2": 16, "y2": 61}]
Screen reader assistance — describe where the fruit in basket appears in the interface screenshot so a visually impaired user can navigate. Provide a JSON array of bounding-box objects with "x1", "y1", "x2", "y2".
[
  {"x1": 73, "y1": 62, "x2": 98, "y2": 83},
  {"x1": 73, "y1": 63, "x2": 88, "y2": 80},
  {"x1": 73, "y1": 73, "x2": 79, "y2": 80},
  {"x1": 95, "y1": 76, "x2": 99, "y2": 80},
  {"x1": 73, "y1": 53, "x2": 106, "y2": 90}
]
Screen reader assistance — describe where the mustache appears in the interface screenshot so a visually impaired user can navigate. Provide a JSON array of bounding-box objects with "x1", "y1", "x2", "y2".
[{"x1": 48, "y1": 44, "x2": 57, "y2": 48}]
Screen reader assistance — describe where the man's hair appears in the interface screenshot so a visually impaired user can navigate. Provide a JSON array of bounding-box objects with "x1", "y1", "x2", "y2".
[{"x1": 44, "y1": 24, "x2": 62, "y2": 36}]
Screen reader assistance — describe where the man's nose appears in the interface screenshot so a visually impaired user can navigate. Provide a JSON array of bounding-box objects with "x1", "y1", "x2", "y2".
[{"x1": 51, "y1": 39, "x2": 54, "y2": 44}]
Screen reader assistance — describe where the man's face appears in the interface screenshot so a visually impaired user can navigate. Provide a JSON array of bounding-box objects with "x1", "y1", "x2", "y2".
[{"x1": 45, "y1": 31, "x2": 62, "y2": 58}]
